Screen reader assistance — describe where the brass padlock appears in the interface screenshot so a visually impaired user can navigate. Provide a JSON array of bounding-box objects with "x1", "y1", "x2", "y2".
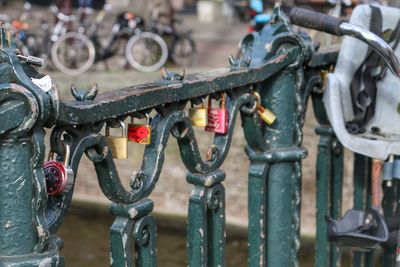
[
  {"x1": 106, "y1": 121, "x2": 128, "y2": 159},
  {"x1": 189, "y1": 100, "x2": 208, "y2": 127},
  {"x1": 253, "y1": 92, "x2": 276, "y2": 125}
]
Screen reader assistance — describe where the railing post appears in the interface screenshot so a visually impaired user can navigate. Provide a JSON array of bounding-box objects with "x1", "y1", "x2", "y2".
[
  {"x1": 187, "y1": 170, "x2": 226, "y2": 267},
  {"x1": 311, "y1": 72, "x2": 344, "y2": 267},
  {"x1": 382, "y1": 174, "x2": 397, "y2": 267},
  {"x1": 239, "y1": 13, "x2": 312, "y2": 265},
  {"x1": 0, "y1": 34, "x2": 62, "y2": 265},
  {"x1": 352, "y1": 154, "x2": 371, "y2": 266},
  {"x1": 314, "y1": 127, "x2": 343, "y2": 267},
  {"x1": 262, "y1": 71, "x2": 305, "y2": 267},
  {"x1": 109, "y1": 199, "x2": 157, "y2": 267},
  {"x1": 247, "y1": 162, "x2": 268, "y2": 267},
  {"x1": 0, "y1": 138, "x2": 37, "y2": 255}
]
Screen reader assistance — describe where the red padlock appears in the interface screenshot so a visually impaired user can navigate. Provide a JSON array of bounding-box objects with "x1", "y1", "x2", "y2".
[
  {"x1": 43, "y1": 143, "x2": 74, "y2": 196},
  {"x1": 205, "y1": 93, "x2": 228, "y2": 134},
  {"x1": 128, "y1": 115, "x2": 151, "y2": 144}
]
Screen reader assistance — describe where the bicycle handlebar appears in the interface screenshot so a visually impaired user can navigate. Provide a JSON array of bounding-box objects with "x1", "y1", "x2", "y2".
[
  {"x1": 282, "y1": 5, "x2": 345, "y2": 35},
  {"x1": 282, "y1": 5, "x2": 400, "y2": 77}
]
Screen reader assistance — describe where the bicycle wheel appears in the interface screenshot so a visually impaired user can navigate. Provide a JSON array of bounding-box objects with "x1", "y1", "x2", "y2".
[
  {"x1": 125, "y1": 32, "x2": 168, "y2": 72},
  {"x1": 51, "y1": 32, "x2": 95, "y2": 76},
  {"x1": 171, "y1": 35, "x2": 196, "y2": 67}
]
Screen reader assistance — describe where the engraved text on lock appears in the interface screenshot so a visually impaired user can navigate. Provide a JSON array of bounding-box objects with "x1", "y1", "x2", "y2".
[{"x1": 205, "y1": 109, "x2": 228, "y2": 134}]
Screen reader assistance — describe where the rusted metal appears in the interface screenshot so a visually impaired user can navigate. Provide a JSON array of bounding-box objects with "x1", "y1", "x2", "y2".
[{"x1": 371, "y1": 159, "x2": 384, "y2": 209}]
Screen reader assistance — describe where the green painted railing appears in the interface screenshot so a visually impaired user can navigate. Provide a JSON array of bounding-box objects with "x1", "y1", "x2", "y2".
[{"x1": 0, "y1": 6, "x2": 398, "y2": 267}]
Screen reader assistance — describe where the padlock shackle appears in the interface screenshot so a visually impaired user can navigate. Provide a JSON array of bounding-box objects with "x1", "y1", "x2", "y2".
[
  {"x1": 208, "y1": 93, "x2": 226, "y2": 109},
  {"x1": 63, "y1": 142, "x2": 71, "y2": 167},
  {"x1": 130, "y1": 114, "x2": 151, "y2": 125},
  {"x1": 47, "y1": 151, "x2": 54, "y2": 162},
  {"x1": 191, "y1": 100, "x2": 205, "y2": 109},
  {"x1": 106, "y1": 120, "x2": 127, "y2": 138},
  {"x1": 252, "y1": 91, "x2": 261, "y2": 109}
]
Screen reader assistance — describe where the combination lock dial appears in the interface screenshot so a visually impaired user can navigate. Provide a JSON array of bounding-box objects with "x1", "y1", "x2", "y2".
[{"x1": 44, "y1": 144, "x2": 74, "y2": 196}]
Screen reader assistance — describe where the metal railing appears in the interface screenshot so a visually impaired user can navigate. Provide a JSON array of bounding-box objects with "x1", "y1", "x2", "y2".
[{"x1": 0, "y1": 6, "x2": 398, "y2": 267}]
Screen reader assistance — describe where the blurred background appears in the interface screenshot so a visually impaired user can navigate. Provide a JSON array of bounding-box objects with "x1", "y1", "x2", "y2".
[{"x1": 1, "y1": 0, "x2": 399, "y2": 266}]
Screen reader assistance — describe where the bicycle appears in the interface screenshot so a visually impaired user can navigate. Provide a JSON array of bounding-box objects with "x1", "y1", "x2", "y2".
[
  {"x1": 47, "y1": 5, "x2": 95, "y2": 76},
  {"x1": 54, "y1": 5, "x2": 168, "y2": 73},
  {"x1": 151, "y1": 18, "x2": 196, "y2": 68},
  {"x1": 152, "y1": 3, "x2": 196, "y2": 68},
  {"x1": 124, "y1": 4, "x2": 196, "y2": 72}
]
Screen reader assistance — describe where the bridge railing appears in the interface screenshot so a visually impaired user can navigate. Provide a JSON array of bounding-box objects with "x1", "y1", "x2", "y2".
[{"x1": 2, "y1": 6, "x2": 390, "y2": 267}]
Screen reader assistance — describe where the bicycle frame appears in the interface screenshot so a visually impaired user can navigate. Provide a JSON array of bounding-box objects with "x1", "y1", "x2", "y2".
[{"x1": 89, "y1": 11, "x2": 144, "y2": 63}]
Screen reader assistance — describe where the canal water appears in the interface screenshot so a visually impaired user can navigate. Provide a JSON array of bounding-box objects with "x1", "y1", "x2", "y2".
[{"x1": 58, "y1": 205, "x2": 349, "y2": 266}]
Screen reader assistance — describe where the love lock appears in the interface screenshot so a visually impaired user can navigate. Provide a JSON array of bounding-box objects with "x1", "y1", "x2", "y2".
[
  {"x1": 43, "y1": 143, "x2": 74, "y2": 196},
  {"x1": 327, "y1": 208, "x2": 388, "y2": 250},
  {"x1": 128, "y1": 114, "x2": 152, "y2": 144}
]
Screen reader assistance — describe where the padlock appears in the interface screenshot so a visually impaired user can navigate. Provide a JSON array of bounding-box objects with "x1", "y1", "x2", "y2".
[
  {"x1": 205, "y1": 93, "x2": 229, "y2": 134},
  {"x1": 253, "y1": 92, "x2": 276, "y2": 125},
  {"x1": 128, "y1": 114, "x2": 151, "y2": 144},
  {"x1": 258, "y1": 105, "x2": 276, "y2": 125},
  {"x1": 189, "y1": 100, "x2": 208, "y2": 127},
  {"x1": 43, "y1": 143, "x2": 74, "y2": 196},
  {"x1": 106, "y1": 121, "x2": 128, "y2": 159}
]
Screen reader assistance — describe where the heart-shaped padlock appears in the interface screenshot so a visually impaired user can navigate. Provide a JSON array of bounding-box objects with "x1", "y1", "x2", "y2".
[{"x1": 44, "y1": 143, "x2": 74, "y2": 196}]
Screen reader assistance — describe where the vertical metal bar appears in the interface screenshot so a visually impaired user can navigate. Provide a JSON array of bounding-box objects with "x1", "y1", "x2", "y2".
[
  {"x1": 382, "y1": 183, "x2": 396, "y2": 267},
  {"x1": 134, "y1": 215, "x2": 158, "y2": 267},
  {"x1": 352, "y1": 153, "x2": 370, "y2": 267},
  {"x1": 109, "y1": 200, "x2": 156, "y2": 267},
  {"x1": 314, "y1": 127, "x2": 332, "y2": 267},
  {"x1": 261, "y1": 72, "x2": 301, "y2": 267},
  {"x1": 187, "y1": 170, "x2": 226, "y2": 267},
  {"x1": 0, "y1": 139, "x2": 37, "y2": 255},
  {"x1": 293, "y1": 160, "x2": 302, "y2": 267},
  {"x1": 206, "y1": 183, "x2": 226, "y2": 267},
  {"x1": 365, "y1": 168, "x2": 375, "y2": 267},
  {"x1": 110, "y1": 217, "x2": 134, "y2": 267},
  {"x1": 330, "y1": 138, "x2": 343, "y2": 267},
  {"x1": 248, "y1": 162, "x2": 268, "y2": 267},
  {"x1": 396, "y1": 183, "x2": 400, "y2": 267},
  {"x1": 187, "y1": 186, "x2": 208, "y2": 267}
]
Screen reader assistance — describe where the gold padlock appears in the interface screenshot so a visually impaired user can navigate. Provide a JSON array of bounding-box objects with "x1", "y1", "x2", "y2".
[
  {"x1": 189, "y1": 100, "x2": 208, "y2": 127},
  {"x1": 253, "y1": 92, "x2": 276, "y2": 125},
  {"x1": 105, "y1": 121, "x2": 128, "y2": 159}
]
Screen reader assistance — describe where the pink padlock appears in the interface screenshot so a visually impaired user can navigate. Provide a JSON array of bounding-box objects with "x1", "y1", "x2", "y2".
[{"x1": 205, "y1": 93, "x2": 228, "y2": 134}]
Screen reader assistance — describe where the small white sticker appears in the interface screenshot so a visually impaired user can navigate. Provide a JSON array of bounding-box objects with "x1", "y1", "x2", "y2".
[{"x1": 31, "y1": 75, "x2": 53, "y2": 92}]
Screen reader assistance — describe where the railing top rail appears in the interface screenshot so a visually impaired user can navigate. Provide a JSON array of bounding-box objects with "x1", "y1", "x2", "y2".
[{"x1": 57, "y1": 48, "x2": 299, "y2": 125}]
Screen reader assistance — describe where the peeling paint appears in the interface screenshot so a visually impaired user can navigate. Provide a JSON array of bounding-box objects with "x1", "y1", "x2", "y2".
[
  {"x1": 204, "y1": 177, "x2": 214, "y2": 187},
  {"x1": 128, "y1": 208, "x2": 138, "y2": 218},
  {"x1": 265, "y1": 43, "x2": 272, "y2": 52},
  {"x1": 270, "y1": 53, "x2": 288, "y2": 64},
  {"x1": 199, "y1": 228, "x2": 203, "y2": 238},
  {"x1": 37, "y1": 225, "x2": 44, "y2": 236},
  {"x1": 38, "y1": 258, "x2": 52, "y2": 267},
  {"x1": 4, "y1": 220, "x2": 11, "y2": 228}
]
